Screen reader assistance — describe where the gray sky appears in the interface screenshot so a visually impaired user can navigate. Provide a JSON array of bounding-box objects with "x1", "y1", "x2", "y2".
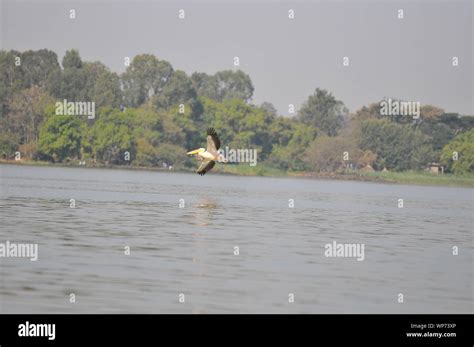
[{"x1": 1, "y1": 0, "x2": 472, "y2": 115}]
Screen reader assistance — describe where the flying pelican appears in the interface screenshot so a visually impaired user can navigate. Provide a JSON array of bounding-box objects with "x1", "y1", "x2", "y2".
[{"x1": 186, "y1": 128, "x2": 225, "y2": 175}]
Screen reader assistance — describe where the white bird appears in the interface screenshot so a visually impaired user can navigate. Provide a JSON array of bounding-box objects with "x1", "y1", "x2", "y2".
[{"x1": 186, "y1": 128, "x2": 226, "y2": 175}]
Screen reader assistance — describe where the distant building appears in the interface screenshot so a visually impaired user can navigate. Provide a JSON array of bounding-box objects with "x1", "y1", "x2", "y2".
[{"x1": 426, "y1": 163, "x2": 444, "y2": 174}]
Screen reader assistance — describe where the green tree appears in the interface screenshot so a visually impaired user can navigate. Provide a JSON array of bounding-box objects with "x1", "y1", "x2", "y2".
[
  {"x1": 121, "y1": 54, "x2": 173, "y2": 107},
  {"x1": 192, "y1": 70, "x2": 254, "y2": 102},
  {"x1": 191, "y1": 72, "x2": 218, "y2": 100},
  {"x1": 89, "y1": 109, "x2": 136, "y2": 164},
  {"x1": 268, "y1": 122, "x2": 318, "y2": 170},
  {"x1": 62, "y1": 49, "x2": 82, "y2": 69},
  {"x1": 153, "y1": 70, "x2": 197, "y2": 111},
  {"x1": 440, "y1": 129, "x2": 474, "y2": 174},
  {"x1": 5, "y1": 86, "x2": 55, "y2": 145},
  {"x1": 38, "y1": 113, "x2": 85, "y2": 162},
  {"x1": 0, "y1": 49, "x2": 60, "y2": 116},
  {"x1": 351, "y1": 103, "x2": 382, "y2": 123},
  {"x1": 298, "y1": 88, "x2": 346, "y2": 136},
  {"x1": 0, "y1": 50, "x2": 23, "y2": 114},
  {"x1": 83, "y1": 62, "x2": 122, "y2": 108},
  {"x1": 418, "y1": 122, "x2": 453, "y2": 152},
  {"x1": 154, "y1": 143, "x2": 188, "y2": 168},
  {"x1": 201, "y1": 97, "x2": 276, "y2": 159},
  {"x1": 439, "y1": 113, "x2": 474, "y2": 133},
  {"x1": 259, "y1": 102, "x2": 278, "y2": 117},
  {"x1": 357, "y1": 119, "x2": 433, "y2": 170},
  {"x1": 214, "y1": 70, "x2": 253, "y2": 102},
  {"x1": 54, "y1": 50, "x2": 88, "y2": 101},
  {"x1": 20, "y1": 49, "x2": 61, "y2": 88},
  {"x1": 0, "y1": 132, "x2": 20, "y2": 159},
  {"x1": 134, "y1": 137, "x2": 158, "y2": 166}
]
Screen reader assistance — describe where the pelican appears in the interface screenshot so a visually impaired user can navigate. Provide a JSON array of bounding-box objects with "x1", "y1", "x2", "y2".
[{"x1": 187, "y1": 128, "x2": 226, "y2": 175}]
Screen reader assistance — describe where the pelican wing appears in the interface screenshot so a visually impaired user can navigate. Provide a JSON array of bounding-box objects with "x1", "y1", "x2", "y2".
[
  {"x1": 206, "y1": 127, "x2": 221, "y2": 155},
  {"x1": 197, "y1": 160, "x2": 215, "y2": 176}
]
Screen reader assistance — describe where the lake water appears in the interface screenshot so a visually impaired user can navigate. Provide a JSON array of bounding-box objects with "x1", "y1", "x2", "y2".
[{"x1": 0, "y1": 164, "x2": 472, "y2": 313}]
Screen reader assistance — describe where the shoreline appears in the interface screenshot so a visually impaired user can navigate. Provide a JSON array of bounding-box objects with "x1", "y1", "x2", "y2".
[{"x1": 1, "y1": 160, "x2": 473, "y2": 188}]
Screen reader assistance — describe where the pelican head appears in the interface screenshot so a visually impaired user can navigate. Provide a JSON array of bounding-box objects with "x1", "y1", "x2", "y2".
[{"x1": 187, "y1": 148, "x2": 205, "y2": 155}]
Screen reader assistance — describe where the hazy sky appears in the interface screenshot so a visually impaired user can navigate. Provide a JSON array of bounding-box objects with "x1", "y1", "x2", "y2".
[{"x1": 1, "y1": 0, "x2": 472, "y2": 115}]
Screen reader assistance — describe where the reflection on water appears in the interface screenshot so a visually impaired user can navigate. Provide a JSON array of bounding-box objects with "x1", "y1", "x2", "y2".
[
  {"x1": 0, "y1": 164, "x2": 472, "y2": 313},
  {"x1": 192, "y1": 198, "x2": 218, "y2": 226}
]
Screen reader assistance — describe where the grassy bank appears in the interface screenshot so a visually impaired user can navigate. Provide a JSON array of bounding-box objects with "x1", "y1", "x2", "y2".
[
  {"x1": 357, "y1": 170, "x2": 474, "y2": 187},
  {"x1": 198, "y1": 163, "x2": 474, "y2": 187},
  {"x1": 215, "y1": 163, "x2": 287, "y2": 177},
  {"x1": 2, "y1": 160, "x2": 473, "y2": 187}
]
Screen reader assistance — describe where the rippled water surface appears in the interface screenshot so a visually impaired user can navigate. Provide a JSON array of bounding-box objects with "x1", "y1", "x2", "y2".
[{"x1": 0, "y1": 164, "x2": 472, "y2": 313}]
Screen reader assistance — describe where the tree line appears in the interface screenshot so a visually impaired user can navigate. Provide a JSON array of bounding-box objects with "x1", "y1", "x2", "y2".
[{"x1": 0, "y1": 49, "x2": 473, "y2": 174}]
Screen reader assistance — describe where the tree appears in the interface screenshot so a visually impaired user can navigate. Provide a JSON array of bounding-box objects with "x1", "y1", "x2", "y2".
[
  {"x1": 440, "y1": 129, "x2": 474, "y2": 174},
  {"x1": 298, "y1": 88, "x2": 346, "y2": 136},
  {"x1": 201, "y1": 97, "x2": 277, "y2": 159},
  {"x1": 268, "y1": 122, "x2": 318, "y2": 170},
  {"x1": 214, "y1": 70, "x2": 254, "y2": 102},
  {"x1": 54, "y1": 50, "x2": 88, "y2": 101},
  {"x1": 20, "y1": 49, "x2": 61, "y2": 88},
  {"x1": 121, "y1": 54, "x2": 173, "y2": 107},
  {"x1": 62, "y1": 49, "x2": 82, "y2": 69},
  {"x1": 134, "y1": 137, "x2": 158, "y2": 166},
  {"x1": 0, "y1": 50, "x2": 23, "y2": 113},
  {"x1": 420, "y1": 105, "x2": 444, "y2": 121},
  {"x1": 351, "y1": 103, "x2": 381, "y2": 123},
  {"x1": 357, "y1": 119, "x2": 433, "y2": 170},
  {"x1": 153, "y1": 70, "x2": 197, "y2": 110},
  {"x1": 191, "y1": 72, "x2": 218, "y2": 100},
  {"x1": 154, "y1": 143, "x2": 188, "y2": 167},
  {"x1": 0, "y1": 49, "x2": 60, "y2": 116},
  {"x1": 418, "y1": 122, "x2": 454, "y2": 152},
  {"x1": 439, "y1": 113, "x2": 474, "y2": 134},
  {"x1": 5, "y1": 86, "x2": 55, "y2": 149},
  {"x1": 304, "y1": 135, "x2": 375, "y2": 172},
  {"x1": 50, "y1": 55, "x2": 123, "y2": 108},
  {"x1": 38, "y1": 113, "x2": 85, "y2": 162},
  {"x1": 410, "y1": 144, "x2": 436, "y2": 170},
  {"x1": 268, "y1": 117, "x2": 295, "y2": 147},
  {"x1": 304, "y1": 136, "x2": 348, "y2": 172},
  {"x1": 0, "y1": 132, "x2": 20, "y2": 159},
  {"x1": 89, "y1": 109, "x2": 136, "y2": 164},
  {"x1": 259, "y1": 102, "x2": 278, "y2": 117},
  {"x1": 191, "y1": 70, "x2": 254, "y2": 102},
  {"x1": 83, "y1": 62, "x2": 122, "y2": 108}
]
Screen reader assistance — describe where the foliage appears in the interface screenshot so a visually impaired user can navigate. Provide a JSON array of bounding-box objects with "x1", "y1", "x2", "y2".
[
  {"x1": 0, "y1": 132, "x2": 20, "y2": 159},
  {"x1": 4, "y1": 85, "x2": 55, "y2": 144},
  {"x1": 88, "y1": 109, "x2": 136, "y2": 164},
  {"x1": 191, "y1": 70, "x2": 254, "y2": 102},
  {"x1": 440, "y1": 130, "x2": 474, "y2": 174},
  {"x1": 37, "y1": 113, "x2": 84, "y2": 162},
  {"x1": 1, "y1": 49, "x2": 472, "y2": 177},
  {"x1": 121, "y1": 54, "x2": 173, "y2": 107},
  {"x1": 298, "y1": 88, "x2": 347, "y2": 136},
  {"x1": 304, "y1": 135, "x2": 376, "y2": 172},
  {"x1": 357, "y1": 119, "x2": 435, "y2": 171}
]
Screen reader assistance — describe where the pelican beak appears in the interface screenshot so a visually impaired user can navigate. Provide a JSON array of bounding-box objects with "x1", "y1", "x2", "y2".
[{"x1": 187, "y1": 149, "x2": 201, "y2": 155}]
